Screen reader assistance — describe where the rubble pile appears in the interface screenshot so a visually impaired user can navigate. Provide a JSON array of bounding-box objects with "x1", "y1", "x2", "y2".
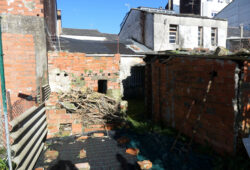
[{"x1": 58, "y1": 88, "x2": 123, "y2": 126}]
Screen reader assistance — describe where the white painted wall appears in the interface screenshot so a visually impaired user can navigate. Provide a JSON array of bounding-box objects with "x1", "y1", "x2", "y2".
[
  {"x1": 201, "y1": 0, "x2": 232, "y2": 18},
  {"x1": 119, "y1": 10, "x2": 154, "y2": 49},
  {"x1": 154, "y1": 14, "x2": 228, "y2": 51},
  {"x1": 120, "y1": 57, "x2": 144, "y2": 97},
  {"x1": 120, "y1": 9, "x2": 228, "y2": 52},
  {"x1": 170, "y1": 0, "x2": 232, "y2": 17},
  {"x1": 215, "y1": 0, "x2": 250, "y2": 30},
  {"x1": 119, "y1": 10, "x2": 144, "y2": 44}
]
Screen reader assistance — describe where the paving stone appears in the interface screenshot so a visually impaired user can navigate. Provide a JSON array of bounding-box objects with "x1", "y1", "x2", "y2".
[
  {"x1": 75, "y1": 162, "x2": 90, "y2": 170},
  {"x1": 137, "y1": 160, "x2": 153, "y2": 170},
  {"x1": 79, "y1": 149, "x2": 87, "y2": 159},
  {"x1": 126, "y1": 148, "x2": 139, "y2": 156}
]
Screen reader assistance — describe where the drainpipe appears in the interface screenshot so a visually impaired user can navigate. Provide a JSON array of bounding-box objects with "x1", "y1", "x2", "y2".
[{"x1": 0, "y1": 17, "x2": 13, "y2": 170}]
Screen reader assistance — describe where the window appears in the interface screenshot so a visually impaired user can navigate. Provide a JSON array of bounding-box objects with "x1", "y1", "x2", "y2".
[
  {"x1": 169, "y1": 24, "x2": 178, "y2": 44},
  {"x1": 198, "y1": 27, "x2": 203, "y2": 47},
  {"x1": 211, "y1": 12, "x2": 217, "y2": 17},
  {"x1": 211, "y1": 28, "x2": 218, "y2": 46}
]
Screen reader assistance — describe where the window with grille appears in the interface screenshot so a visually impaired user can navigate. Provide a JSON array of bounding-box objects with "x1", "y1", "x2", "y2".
[
  {"x1": 211, "y1": 28, "x2": 218, "y2": 46},
  {"x1": 169, "y1": 24, "x2": 178, "y2": 44},
  {"x1": 198, "y1": 27, "x2": 203, "y2": 47}
]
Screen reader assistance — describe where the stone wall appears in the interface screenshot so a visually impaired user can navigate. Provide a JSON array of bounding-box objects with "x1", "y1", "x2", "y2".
[{"x1": 145, "y1": 54, "x2": 250, "y2": 154}]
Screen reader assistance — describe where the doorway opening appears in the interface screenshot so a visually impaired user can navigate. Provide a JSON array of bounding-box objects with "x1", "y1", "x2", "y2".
[{"x1": 98, "y1": 80, "x2": 107, "y2": 94}]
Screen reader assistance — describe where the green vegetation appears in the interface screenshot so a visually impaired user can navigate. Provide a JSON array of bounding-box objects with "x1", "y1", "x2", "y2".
[
  {"x1": 0, "y1": 158, "x2": 8, "y2": 170},
  {"x1": 125, "y1": 99, "x2": 179, "y2": 137},
  {"x1": 125, "y1": 99, "x2": 250, "y2": 170}
]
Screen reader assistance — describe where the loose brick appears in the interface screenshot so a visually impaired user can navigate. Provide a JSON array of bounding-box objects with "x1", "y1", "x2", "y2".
[
  {"x1": 79, "y1": 149, "x2": 87, "y2": 159},
  {"x1": 126, "y1": 148, "x2": 139, "y2": 156},
  {"x1": 72, "y1": 124, "x2": 82, "y2": 134},
  {"x1": 77, "y1": 136, "x2": 89, "y2": 141},
  {"x1": 117, "y1": 136, "x2": 130, "y2": 145},
  {"x1": 44, "y1": 150, "x2": 59, "y2": 161},
  {"x1": 35, "y1": 168, "x2": 44, "y2": 170},
  {"x1": 137, "y1": 160, "x2": 153, "y2": 170},
  {"x1": 75, "y1": 162, "x2": 90, "y2": 170},
  {"x1": 92, "y1": 133, "x2": 105, "y2": 138}
]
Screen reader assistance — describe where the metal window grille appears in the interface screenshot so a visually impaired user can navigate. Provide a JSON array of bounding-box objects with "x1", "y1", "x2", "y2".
[{"x1": 169, "y1": 24, "x2": 178, "y2": 44}]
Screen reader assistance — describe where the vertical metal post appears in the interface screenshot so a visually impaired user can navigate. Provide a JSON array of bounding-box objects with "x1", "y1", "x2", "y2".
[{"x1": 0, "y1": 17, "x2": 13, "y2": 170}]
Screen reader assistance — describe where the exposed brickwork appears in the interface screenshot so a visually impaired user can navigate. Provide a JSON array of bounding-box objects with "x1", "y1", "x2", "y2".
[
  {"x1": 1, "y1": 33, "x2": 37, "y2": 105},
  {"x1": 145, "y1": 55, "x2": 250, "y2": 154},
  {"x1": 0, "y1": 0, "x2": 44, "y2": 17},
  {"x1": 48, "y1": 51, "x2": 120, "y2": 92},
  {"x1": 241, "y1": 61, "x2": 250, "y2": 135}
]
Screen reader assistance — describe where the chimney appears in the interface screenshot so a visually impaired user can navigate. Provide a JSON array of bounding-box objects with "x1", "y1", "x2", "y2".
[
  {"x1": 57, "y1": 10, "x2": 62, "y2": 35},
  {"x1": 165, "y1": 0, "x2": 173, "y2": 10}
]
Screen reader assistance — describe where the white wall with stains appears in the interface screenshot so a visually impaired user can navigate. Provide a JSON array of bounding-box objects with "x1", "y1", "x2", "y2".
[{"x1": 120, "y1": 9, "x2": 228, "y2": 52}]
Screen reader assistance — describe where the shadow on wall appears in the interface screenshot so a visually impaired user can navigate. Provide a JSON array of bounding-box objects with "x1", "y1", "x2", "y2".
[{"x1": 122, "y1": 65, "x2": 145, "y2": 100}]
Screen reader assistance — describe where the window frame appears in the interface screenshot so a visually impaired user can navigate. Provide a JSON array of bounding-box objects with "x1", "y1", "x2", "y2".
[
  {"x1": 169, "y1": 24, "x2": 179, "y2": 44},
  {"x1": 211, "y1": 27, "x2": 218, "y2": 46},
  {"x1": 198, "y1": 26, "x2": 203, "y2": 47}
]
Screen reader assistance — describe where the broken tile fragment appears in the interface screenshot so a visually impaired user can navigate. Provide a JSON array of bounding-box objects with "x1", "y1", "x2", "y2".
[
  {"x1": 126, "y1": 148, "x2": 139, "y2": 156},
  {"x1": 79, "y1": 149, "x2": 87, "y2": 159},
  {"x1": 44, "y1": 150, "x2": 59, "y2": 162},
  {"x1": 137, "y1": 160, "x2": 153, "y2": 170},
  {"x1": 75, "y1": 162, "x2": 90, "y2": 170},
  {"x1": 77, "y1": 136, "x2": 89, "y2": 141},
  {"x1": 117, "y1": 136, "x2": 130, "y2": 145},
  {"x1": 35, "y1": 168, "x2": 44, "y2": 170},
  {"x1": 92, "y1": 133, "x2": 105, "y2": 137}
]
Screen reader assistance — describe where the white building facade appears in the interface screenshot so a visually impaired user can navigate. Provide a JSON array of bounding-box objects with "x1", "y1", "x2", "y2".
[
  {"x1": 172, "y1": 0, "x2": 232, "y2": 18},
  {"x1": 201, "y1": 0, "x2": 232, "y2": 18},
  {"x1": 119, "y1": 8, "x2": 228, "y2": 51}
]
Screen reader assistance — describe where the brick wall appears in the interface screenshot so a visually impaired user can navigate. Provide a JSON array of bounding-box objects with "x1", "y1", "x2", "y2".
[
  {"x1": 48, "y1": 51, "x2": 120, "y2": 94},
  {"x1": 0, "y1": 0, "x2": 44, "y2": 17},
  {"x1": 46, "y1": 51, "x2": 121, "y2": 137},
  {"x1": 45, "y1": 92, "x2": 83, "y2": 138},
  {"x1": 2, "y1": 33, "x2": 37, "y2": 104},
  {"x1": 242, "y1": 61, "x2": 250, "y2": 135},
  {"x1": 145, "y1": 55, "x2": 250, "y2": 154}
]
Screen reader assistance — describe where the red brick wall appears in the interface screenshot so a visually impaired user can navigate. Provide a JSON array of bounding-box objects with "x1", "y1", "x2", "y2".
[
  {"x1": 0, "y1": 0, "x2": 44, "y2": 17},
  {"x1": 48, "y1": 51, "x2": 120, "y2": 92},
  {"x1": 1, "y1": 33, "x2": 37, "y2": 108},
  {"x1": 242, "y1": 61, "x2": 250, "y2": 135},
  {"x1": 45, "y1": 93, "x2": 83, "y2": 138},
  {"x1": 46, "y1": 51, "x2": 121, "y2": 138},
  {"x1": 145, "y1": 56, "x2": 249, "y2": 154}
]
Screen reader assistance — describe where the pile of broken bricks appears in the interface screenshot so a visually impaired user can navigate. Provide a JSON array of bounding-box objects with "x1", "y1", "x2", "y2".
[{"x1": 35, "y1": 126, "x2": 153, "y2": 170}]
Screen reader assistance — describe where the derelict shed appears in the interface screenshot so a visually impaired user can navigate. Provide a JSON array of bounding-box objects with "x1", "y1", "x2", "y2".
[{"x1": 144, "y1": 52, "x2": 250, "y2": 154}]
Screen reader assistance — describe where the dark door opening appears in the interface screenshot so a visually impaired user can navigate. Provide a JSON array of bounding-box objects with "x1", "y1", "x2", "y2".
[{"x1": 98, "y1": 80, "x2": 107, "y2": 94}]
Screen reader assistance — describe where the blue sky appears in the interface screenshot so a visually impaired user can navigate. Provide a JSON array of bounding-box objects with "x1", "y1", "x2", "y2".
[{"x1": 57, "y1": 0, "x2": 167, "y2": 34}]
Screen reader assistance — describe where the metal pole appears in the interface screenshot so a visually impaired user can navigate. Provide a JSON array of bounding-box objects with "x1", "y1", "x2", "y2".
[{"x1": 0, "y1": 17, "x2": 13, "y2": 170}]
